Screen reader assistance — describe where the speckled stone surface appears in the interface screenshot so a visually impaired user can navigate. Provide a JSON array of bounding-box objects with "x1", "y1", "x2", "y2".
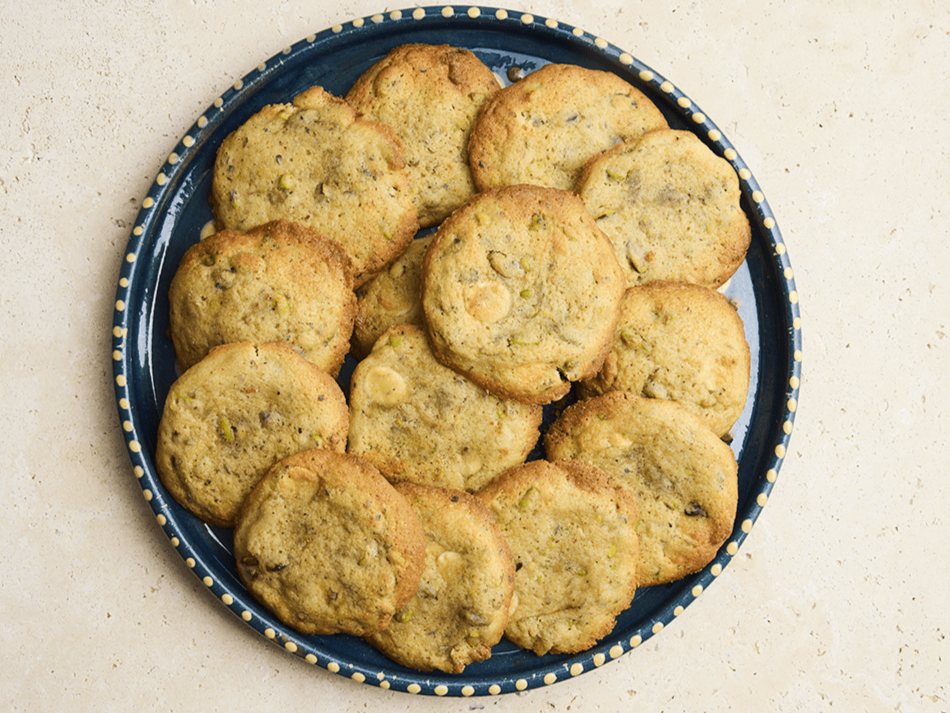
[{"x1": 2, "y1": 1, "x2": 948, "y2": 711}]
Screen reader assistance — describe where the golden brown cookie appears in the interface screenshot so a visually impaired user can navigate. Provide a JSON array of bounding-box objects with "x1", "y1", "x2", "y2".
[
  {"x1": 421, "y1": 185, "x2": 626, "y2": 405},
  {"x1": 346, "y1": 44, "x2": 501, "y2": 227},
  {"x1": 155, "y1": 341, "x2": 349, "y2": 528},
  {"x1": 575, "y1": 128, "x2": 751, "y2": 288},
  {"x1": 351, "y1": 234, "x2": 432, "y2": 360},
  {"x1": 233, "y1": 449, "x2": 425, "y2": 637},
  {"x1": 468, "y1": 63, "x2": 668, "y2": 191},
  {"x1": 168, "y1": 220, "x2": 356, "y2": 375},
  {"x1": 347, "y1": 324, "x2": 542, "y2": 491},
  {"x1": 544, "y1": 391, "x2": 738, "y2": 586},
  {"x1": 365, "y1": 483, "x2": 515, "y2": 673},
  {"x1": 580, "y1": 281, "x2": 750, "y2": 437},
  {"x1": 475, "y1": 459, "x2": 640, "y2": 656},
  {"x1": 211, "y1": 86, "x2": 418, "y2": 286}
]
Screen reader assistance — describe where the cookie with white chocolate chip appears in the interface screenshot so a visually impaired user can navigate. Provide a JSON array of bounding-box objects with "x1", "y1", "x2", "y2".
[
  {"x1": 366, "y1": 483, "x2": 515, "y2": 673},
  {"x1": 155, "y1": 341, "x2": 349, "y2": 528},
  {"x1": 168, "y1": 219, "x2": 357, "y2": 375},
  {"x1": 233, "y1": 449, "x2": 426, "y2": 637},
  {"x1": 346, "y1": 43, "x2": 501, "y2": 227},
  {"x1": 575, "y1": 128, "x2": 750, "y2": 288},
  {"x1": 468, "y1": 63, "x2": 668, "y2": 191},
  {"x1": 544, "y1": 391, "x2": 738, "y2": 586},
  {"x1": 347, "y1": 324, "x2": 542, "y2": 491},
  {"x1": 580, "y1": 281, "x2": 750, "y2": 438},
  {"x1": 421, "y1": 185, "x2": 626, "y2": 405},
  {"x1": 351, "y1": 235, "x2": 432, "y2": 360},
  {"x1": 211, "y1": 85, "x2": 418, "y2": 287},
  {"x1": 475, "y1": 459, "x2": 640, "y2": 656}
]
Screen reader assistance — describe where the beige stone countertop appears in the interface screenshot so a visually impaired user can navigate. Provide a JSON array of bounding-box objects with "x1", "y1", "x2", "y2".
[{"x1": 2, "y1": 1, "x2": 947, "y2": 710}]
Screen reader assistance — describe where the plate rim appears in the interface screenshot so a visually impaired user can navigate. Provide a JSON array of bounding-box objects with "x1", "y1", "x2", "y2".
[{"x1": 110, "y1": 3, "x2": 803, "y2": 697}]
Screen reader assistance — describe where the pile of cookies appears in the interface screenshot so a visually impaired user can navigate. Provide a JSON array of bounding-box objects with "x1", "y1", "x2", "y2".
[{"x1": 156, "y1": 44, "x2": 752, "y2": 672}]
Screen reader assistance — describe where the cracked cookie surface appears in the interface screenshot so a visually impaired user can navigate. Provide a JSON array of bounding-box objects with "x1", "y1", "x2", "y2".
[
  {"x1": 580, "y1": 281, "x2": 750, "y2": 438},
  {"x1": 155, "y1": 341, "x2": 349, "y2": 527},
  {"x1": 233, "y1": 449, "x2": 425, "y2": 636},
  {"x1": 545, "y1": 391, "x2": 738, "y2": 586},
  {"x1": 576, "y1": 128, "x2": 750, "y2": 288},
  {"x1": 475, "y1": 459, "x2": 640, "y2": 655},
  {"x1": 469, "y1": 63, "x2": 667, "y2": 191},
  {"x1": 366, "y1": 483, "x2": 515, "y2": 673},
  {"x1": 169, "y1": 220, "x2": 356, "y2": 375},
  {"x1": 347, "y1": 44, "x2": 500, "y2": 228},
  {"x1": 211, "y1": 86, "x2": 418, "y2": 287}
]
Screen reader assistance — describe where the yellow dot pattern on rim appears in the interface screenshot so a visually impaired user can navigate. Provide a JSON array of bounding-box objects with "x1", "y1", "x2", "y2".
[{"x1": 110, "y1": 10, "x2": 801, "y2": 696}]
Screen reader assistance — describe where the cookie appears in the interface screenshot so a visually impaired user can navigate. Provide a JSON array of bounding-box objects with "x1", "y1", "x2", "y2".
[
  {"x1": 469, "y1": 63, "x2": 668, "y2": 191},
  {"x1": 347, "y1": 324, "x2": 542, "y2": 491},
  {"x1": 421, "y1": 185, "x2": 626, "y2": 404},
  {"x1": 365, "y1": 483, "x2": 515, "y2": 673},
  {"x1": 351, "y1": 234, "x2": 432, "y2": 360},
  {"x1": 544, "y1": 391, "x2": 738, "y2": 586},
  {"x1": 233, "y1": 449, "x2": 425, "y2": 637},
  {"x1": 346, "y1": 44, "x2": 501, "y2": 228},
  {"x1": 575, "y1": 128, "x2": 751, "y2": 288},
  {"x1": 155, "y1": 341, "x2": 348, "y2": 527},
  {"x1": 211, "y1": 85, "x2": 418, "y2": 286},
  {"x1": 475, "y1": 459, "x2": 640, "y2": 656},
  {"x1": 168, "y1": 220, "x2": 356, "y2": 375},
  {"x1": 580, "y1": 281, "x2": 750, "y2": 438}
]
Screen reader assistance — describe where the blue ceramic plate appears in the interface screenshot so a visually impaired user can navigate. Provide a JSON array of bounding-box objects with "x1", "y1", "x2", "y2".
[{"x1": 112, "y1": 5, "x2": 802, "y2": 697}]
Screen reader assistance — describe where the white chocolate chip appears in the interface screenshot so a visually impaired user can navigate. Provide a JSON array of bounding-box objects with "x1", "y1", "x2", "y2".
[
  {"x1": 464, "y1": 282, "x2": 511, "y2": 323},
  {"x1": 365, "y1": 366, "x2": 409, "y2": 406}
]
